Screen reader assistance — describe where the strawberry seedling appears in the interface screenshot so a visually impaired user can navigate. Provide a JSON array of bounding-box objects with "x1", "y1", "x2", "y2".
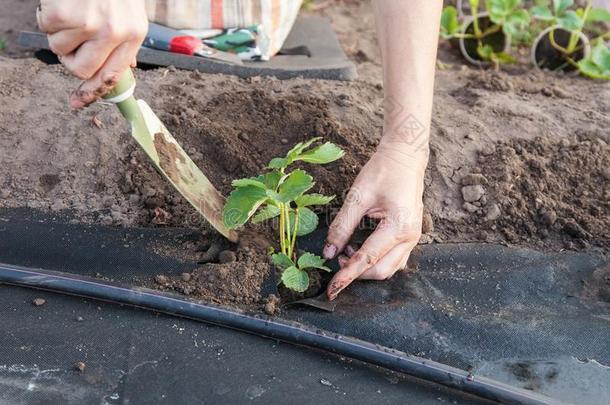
[
  {"x1": 223, "y1": 138, "x2": 344, "y2": 292},
  {"x1": 531, "y1": 0, "x2": 610, "y2": 77},
  {"x1": 441, "y1": 0, "x2": 531, "y2": 67}
]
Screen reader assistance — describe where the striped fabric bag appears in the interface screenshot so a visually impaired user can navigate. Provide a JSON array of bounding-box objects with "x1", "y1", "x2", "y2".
[{"x1": 144, "y1": 0, "x2": 303, "y2": 59}]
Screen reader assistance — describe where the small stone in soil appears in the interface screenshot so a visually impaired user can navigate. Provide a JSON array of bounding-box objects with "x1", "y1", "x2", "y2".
[
  {"x1": 74, "y1": 362, "x2": 86, "y2": 372},
  {"x1": 263, "y1": 294, "x2": 280, "y2": 316},
  {"x1": 484, "y1": 203, "x2": 501, "y2": 221},
  {"x1": 100, "y1": 216, "x2": 113, "y2": 226},
  {"x1": 552, "y1": 87, "x2": 569, "y2": 99},
  {"x1": 540, "y1": 210, "x2": 557, "y2": 226},
  {"x1": 461, "y1": 185, "x2": 486, "y2": 202},
  {"x1": 563, "y1": 220, "x2": 588, "y2": 239},
  {"x1": 463, "y1": 202, "x2": 479, "y2": 213},
  {"x1": 320, "y1": 378, "x2": 333, "y2": 387},
  {"x1": 155, "y1": 275, "x2": 169, "y2": 285},
  {"x1": 461, "y1": 173, "x2": 488, "y2": 186},
  {"x1": 32, "y1": 298, "x2": 46, "y2": 306},
  {"x1": 422, "y1": 212, "x2": 434, "y2": 234},
  {"x1": 75, "y1": 316, "x2": 84, "y2": 322},
  {"x1": 181, "y1": 272, "x2": 192, "y2": 282},
  {"x1": 218, "y1": 250, "x2": 237, "y2": 264}
]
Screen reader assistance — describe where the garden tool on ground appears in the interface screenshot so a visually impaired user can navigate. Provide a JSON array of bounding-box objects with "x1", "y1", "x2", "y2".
[
  {"x1": 144, "y1": 23, "x2": 243, "y2": 65},
  {"x1": 103, "y1": 69, "x2": 238, "y2": 242}
]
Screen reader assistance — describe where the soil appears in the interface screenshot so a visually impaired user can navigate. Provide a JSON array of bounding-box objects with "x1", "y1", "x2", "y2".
[
  {"x1": 0, "y1": 0, "x2": 609, "y2": 309},
  {"x1": 448, "y1": 136, "x2": 610, "y2": 250},
  {"x1": 582, "y1": 265, "x2": 610, "y2": 303}
]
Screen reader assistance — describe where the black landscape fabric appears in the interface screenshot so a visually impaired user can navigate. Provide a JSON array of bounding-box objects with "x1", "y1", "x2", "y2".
[{"x1": 0, "y1": 208, "x2": 608, "y2": 404}]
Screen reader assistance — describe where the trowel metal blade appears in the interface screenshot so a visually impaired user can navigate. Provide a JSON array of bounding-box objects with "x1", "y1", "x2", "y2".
[{"x1": 134, "y1": 100, "x2": 238, "y2": 242}]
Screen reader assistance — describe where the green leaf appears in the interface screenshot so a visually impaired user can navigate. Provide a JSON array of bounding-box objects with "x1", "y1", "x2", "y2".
[
  {"x1": 271, "y1": 253, "x2": 294, "y2": 270},
  {"x1": 295, "y1": 193, "x2": 335, "y2": 207},
  {"x1": 493, "y1": 51, "x2": 517, "y2": 63},
  {"x1": 294, "y1": 142, "x2": 345, "y2": 165},
  {"x1": 286, "y1": 137, "x2": 322, "y2": 161},
  {"x1": 223, "y1": 185, "x2": 268, "y2": 228},
  {"x1": 531, "y1": 5, "x2": 554, "y2": 21},
  {"x1": 553, "y1": 0, "x2": 573, "y2": 16},
  {"x1": 289, "y1": 207, "x2": 319, "y2": 237},
  {"x1": 252, "y1": 205, "x2": 281, "y2": 223},
  {"x1": 440, "y1": 6, "x2": 461, "y2": 39},
  {"x1": 578, "y1": 42, "x2": 610, "y2": 80},
  {"x1": 255, "y1": 171, "x2": 283, "y2": 191},
  {"x1": 477, "y1": 43, "x2": 495, "y2": 60},
  {"x1": 268, "y1": 157, "x2": 288, "y2": 169},
  {"x1": 504, "y1": 9, "x2": 531, "y2": 35},
  {"x1": 276, "y1": 169, "x2": 314, "y2": 203},
  {"x1": 232, "y1": 178, "x2": 266, "y2": 189},
  {"x1": 297, "y1": 252, "x2": 332, "y2": 272},
  {"x1": 486, "y1": 0, "x2": 522, "y2": 24},
  {"x1": 591, "y1": 42, "x2": 610, "y2": 68},
  {"x1": 281, "y1": 266, "x2": 309, "y2": 292},
  {"x1": 556, "y1": 9, "x2": 582, "y2": 30},
  {"x1": 587, "y1": 8, "x2": 610, "y2": 23}
]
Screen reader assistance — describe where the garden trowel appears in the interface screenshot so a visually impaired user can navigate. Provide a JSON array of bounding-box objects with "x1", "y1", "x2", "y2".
[{"x1": 103, "y1": 69, "x2": 238, "y2": 242}]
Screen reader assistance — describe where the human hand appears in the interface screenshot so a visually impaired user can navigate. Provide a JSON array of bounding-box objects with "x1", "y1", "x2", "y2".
[
  {"x1": 323, "y1": 141, "x2": 428, "y2": 300},
  {"x1": 36, "y1": 0, "x2": 148, "y2": 108}
]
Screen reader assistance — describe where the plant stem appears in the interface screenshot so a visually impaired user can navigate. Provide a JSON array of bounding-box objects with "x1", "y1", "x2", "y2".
[
  {"x1": 567, "y1": 1, "x2": 592, "y2": 53},
  {"x1": 549, "y1": 29, "x2": 570, "y2": 54},
  {"x1": 290, "y1": 208, "x2": 299, "y2": 259},
  {"x1": 481, "y1": 24, "x2": 501, "y2": 38},
  {"x1": 284, "y1": 204, "x2": 292, "y2": 258},
  {"x1": 279, "y1": 203, "x2": 286, "y2": 255},
  {"x1": 472, "y1": 4, "x2": 482, "y2": 39}
]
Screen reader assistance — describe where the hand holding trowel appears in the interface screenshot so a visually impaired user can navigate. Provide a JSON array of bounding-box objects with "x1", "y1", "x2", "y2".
[{"x1": 103, "y1": 69, "x2": 239, "y2": 242}]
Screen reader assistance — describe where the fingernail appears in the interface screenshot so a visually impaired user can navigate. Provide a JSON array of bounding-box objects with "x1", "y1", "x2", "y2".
[
  {"x1": 323, "y1": 243, "x2": 337, "y2": 259},
  {"x1": 345, "y1": 245, "x2": 356, "y2": 257},
  {"x1": 69, "y1": 94, "x2": 84, "y2": 109},
  {"x1": 327, "y1": 280, "x2": 345, "y2": 301}
]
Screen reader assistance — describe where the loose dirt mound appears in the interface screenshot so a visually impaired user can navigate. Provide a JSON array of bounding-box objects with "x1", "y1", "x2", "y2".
[
  {"x1": 442, "y1": 136, "x2": 610, "y2": 250},
  {"x1": 126, "y1": 88, "x2": 372, "y2": 228}
]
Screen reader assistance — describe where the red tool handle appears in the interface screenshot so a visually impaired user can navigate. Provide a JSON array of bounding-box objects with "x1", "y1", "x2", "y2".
[{"x1": 169, "y1": 36, "x2": 202, "y2": 56}]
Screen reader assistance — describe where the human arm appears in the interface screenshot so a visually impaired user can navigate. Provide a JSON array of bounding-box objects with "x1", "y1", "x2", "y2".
[{"x1": 324, "y1": 0, "x2": 443, "y2": 300}]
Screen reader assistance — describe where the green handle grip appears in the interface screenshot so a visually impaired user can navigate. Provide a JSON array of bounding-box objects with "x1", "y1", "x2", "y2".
[
  {"x1": 102, "y1": 69, "x2": 141, "y2": 125},
  {"x1": 103, "y1": 69, "x2": 136, "y2": 102}
]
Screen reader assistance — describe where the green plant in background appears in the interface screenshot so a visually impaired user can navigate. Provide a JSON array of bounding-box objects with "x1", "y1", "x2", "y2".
[
  {"x1": 441, "y1": 0, "x2": 530, "y2": 66},
  {"x1": 532, "y1": 0, "x2": 610, "y2": 32},
  {"x1": 0, "y1": 38, "x2": 5, "y2": 51},
  {"x1": 578, "y1": 41, "x2": 610, "y2": 80},
  {"x1": 223, "y1": 138, "x2": 344, "y2": 292},
  {"x1": 532, "y1": 0, "x2": 610, "y2": 77}
]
